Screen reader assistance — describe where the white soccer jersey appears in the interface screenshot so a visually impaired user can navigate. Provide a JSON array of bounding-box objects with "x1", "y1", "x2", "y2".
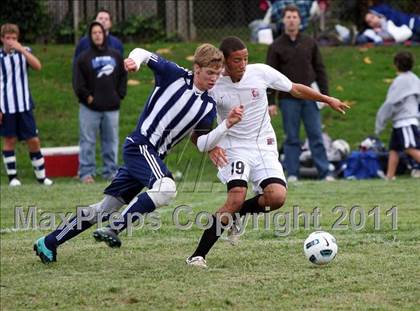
[{"x1": 210, "y1": 64, "x2": 292, "y2": 149}]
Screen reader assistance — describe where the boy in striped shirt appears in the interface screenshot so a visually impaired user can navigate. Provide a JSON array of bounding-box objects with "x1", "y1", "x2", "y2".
[{"x1": 0, "y1": 23, "x2": 52, "y2": 186}]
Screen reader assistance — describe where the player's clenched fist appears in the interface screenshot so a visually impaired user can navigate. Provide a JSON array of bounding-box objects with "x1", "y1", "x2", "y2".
[{"x1": 124, "y1": 58, "x2": 138, "y2": 72}]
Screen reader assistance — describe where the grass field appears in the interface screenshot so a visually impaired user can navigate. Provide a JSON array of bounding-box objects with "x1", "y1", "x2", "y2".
[{"x1": 1, "y1": 178, "x2": 419, "y2": 310}]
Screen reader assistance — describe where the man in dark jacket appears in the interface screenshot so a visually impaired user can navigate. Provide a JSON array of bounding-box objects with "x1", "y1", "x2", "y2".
[
  {"x1": 74, "y1": 21, "x2": 127, "y2": 183},
  {"x1": 73, "y1": 9, "x2": 123, "y2": 60},
  {"x1": 266, "y1": 5, "x2": 332, "y2": 182}
]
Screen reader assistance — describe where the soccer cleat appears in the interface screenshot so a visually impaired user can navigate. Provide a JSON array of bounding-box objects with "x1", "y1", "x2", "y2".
[
  {"x1": 324, "y1": 175, "x2": 335, "y2": 182},
  {"x1": 226, "y1": 222, "x2": 241, "y2": 246},
  {"x1": 93, "y1": 227, "x2": 122, "y2": 248},
  {"x1": 81, "y1": 176, "x2": 95, "y2": 184},
  {"x1": 9, "y1": 178, "x2": 22, "y2": 187},
  {"x1": 41, "y1": 178, "x2": 53, "y2": 186},
  {"x1": 287, "y1": 175, "x2": 298, "y2": 183},
  {"x1": 411, "y1": 169, "x2": 420, "y2": 178},
  {"x1": 33, "y1": 237, "x2": 56, "y2": 264},
  {"x1": 43, "y1": 178, "x2": 53, "y2": 186},
  {"x1": 186, "y1": 256, "x2": 207, "y2": 268}
]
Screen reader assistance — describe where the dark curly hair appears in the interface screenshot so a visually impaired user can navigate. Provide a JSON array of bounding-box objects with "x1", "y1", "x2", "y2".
[
  {"x1": 219, "y1": 36, "x2": 246, "y2": 59},
  {"x1": 394, "y1": 51, "x2": 414, "y2": 72}
]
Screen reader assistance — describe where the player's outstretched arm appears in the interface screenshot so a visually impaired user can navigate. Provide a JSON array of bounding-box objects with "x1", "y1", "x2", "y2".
[
  {"x1": 290, "y1": 83, "x2": 350, "y2": 114},
  {"x1": 124, "y1": 48, "x2": 153, "y2": 72}
]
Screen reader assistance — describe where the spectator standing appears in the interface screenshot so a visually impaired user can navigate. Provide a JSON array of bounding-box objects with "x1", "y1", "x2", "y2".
[
  {"x1": 73, "y1": 9, "x2": 123, "y2": 61},
  {"x1": 0, "y1": 23, "x2": 53, "y2": 186},
  {"x1": 266, "y1": 5, "x2": 333, "y2": 181},
  {"x1": 73, "y1": 21, "x2": 127, "y2": 183},
  {"x1": 271, "y1": 0, "x2": 316, "y2": 35}
]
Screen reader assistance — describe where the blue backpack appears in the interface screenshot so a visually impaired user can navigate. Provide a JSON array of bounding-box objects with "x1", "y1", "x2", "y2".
[{"x1": 344, "y1": 151, "x2": 383, "y2": 179}]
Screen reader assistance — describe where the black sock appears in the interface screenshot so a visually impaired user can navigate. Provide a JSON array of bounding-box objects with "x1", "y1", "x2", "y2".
[
  {"x1": 191, "y1": 215, "x2": 225, "y2": 259},
  {"x1": 239, "y1": 195, "x2": 268, "y2": 216},
  {"x1": 7, "y1": 174, "x2": 18, "y2": 182}
]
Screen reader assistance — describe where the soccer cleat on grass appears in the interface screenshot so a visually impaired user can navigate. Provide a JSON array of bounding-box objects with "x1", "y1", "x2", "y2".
[
  {"x1": 411, "y1": 169, "x2": 420, "y2": 178},
  {"x1": 33, "y1": 237, "x2": 56, "y2": 264},
  {"x1": 9, "y1": 178, "x2": 22, "y2": 187},
  {"x1": 93, "y1": 227, "x2": 122, "y2": 248},
  {"x1": 324, "y1": 175, "x2": 336, "y2": 182},
  {"x1": 186, "y1": 256, "x2": 207, "y2": 268},
  {"x1": 81, "y1": 175, "x2": 95, "y2": 184},
  {"x1": 41, "y1": 178, "x2": 53, "y2": 186},
  {"x1": 287, "y1": 175, "x2": 298, "y2": 183}
]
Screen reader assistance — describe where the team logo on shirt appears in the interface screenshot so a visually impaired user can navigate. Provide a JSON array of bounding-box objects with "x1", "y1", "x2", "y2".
[
  {"x1": 267, "y1": 137, "x2": 274, "y2": 145},
  {"x1": 251, "y1": 88, "x2": 259, "y2": 98},
  {"x1": 91, "y1": 56, "x2": 116, "y2": 78}
]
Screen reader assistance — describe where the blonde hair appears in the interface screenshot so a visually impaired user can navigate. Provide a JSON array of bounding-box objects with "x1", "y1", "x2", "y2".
[
  {"x1": 1, "y1": 23, "x2": 19, "y2": 38},
  {"x1": 193, "y1": 43, "x2": 224, "y2": 69}
]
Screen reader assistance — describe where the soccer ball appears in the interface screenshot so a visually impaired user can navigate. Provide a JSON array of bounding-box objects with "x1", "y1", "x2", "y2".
[
  {"x1": 332, "y1": 139, "x2": 350, "y2": 157},
  {"x1": 303, "y1": 231, "x2": 338, "y2": 265},
  {"x1": 173, "y1": 170, "x2": 183, "y2": 181}
]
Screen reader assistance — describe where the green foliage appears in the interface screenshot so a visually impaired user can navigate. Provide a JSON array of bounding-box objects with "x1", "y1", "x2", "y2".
[
  {"x1": 0, "y1": 0, "x2": 51, "y2": 43},
  {"x1": 53, "y1": 12, "x2": 73, "y2": 44},
  {"x1": 54, "y1": 14, "x2": 89, "y2": 44},
  {"x1": 113, "y1": 14, "x2": 166, "y2": 43},
  {"x1": 53, "y1": 14, "x2": 167, "y2": 44}
]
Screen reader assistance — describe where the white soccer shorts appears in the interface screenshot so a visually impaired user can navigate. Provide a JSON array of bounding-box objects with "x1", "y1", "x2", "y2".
[{"x1": 217, "y1": 146, "x2": 286, "y2": 194}]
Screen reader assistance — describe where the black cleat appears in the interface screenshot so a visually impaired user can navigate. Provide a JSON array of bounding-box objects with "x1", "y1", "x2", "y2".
[{"x1": 93, "y1": 227, "x2": 122, "y2": 248}]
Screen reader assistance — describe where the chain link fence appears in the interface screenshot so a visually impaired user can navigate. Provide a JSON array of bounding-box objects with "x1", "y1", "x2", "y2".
[
  {"x1": 192, "y1": 0, "x2": 263, "y2": 41},
  {"x1": 41, "y1": 0, "x2": 420, "y2": 43},
  {"x1": 192, "y1": 0, "x2": 420, "y2": 43}
]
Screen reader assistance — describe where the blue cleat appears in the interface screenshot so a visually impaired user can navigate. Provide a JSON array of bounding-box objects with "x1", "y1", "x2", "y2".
[{"x1": 33, "y1": 237, "x2": 56, "y2": 264}]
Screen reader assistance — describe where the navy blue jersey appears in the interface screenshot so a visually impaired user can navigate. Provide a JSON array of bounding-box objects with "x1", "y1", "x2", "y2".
[{"x1": 131, "y1": 53, "x2": 216, "y2": 157}]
